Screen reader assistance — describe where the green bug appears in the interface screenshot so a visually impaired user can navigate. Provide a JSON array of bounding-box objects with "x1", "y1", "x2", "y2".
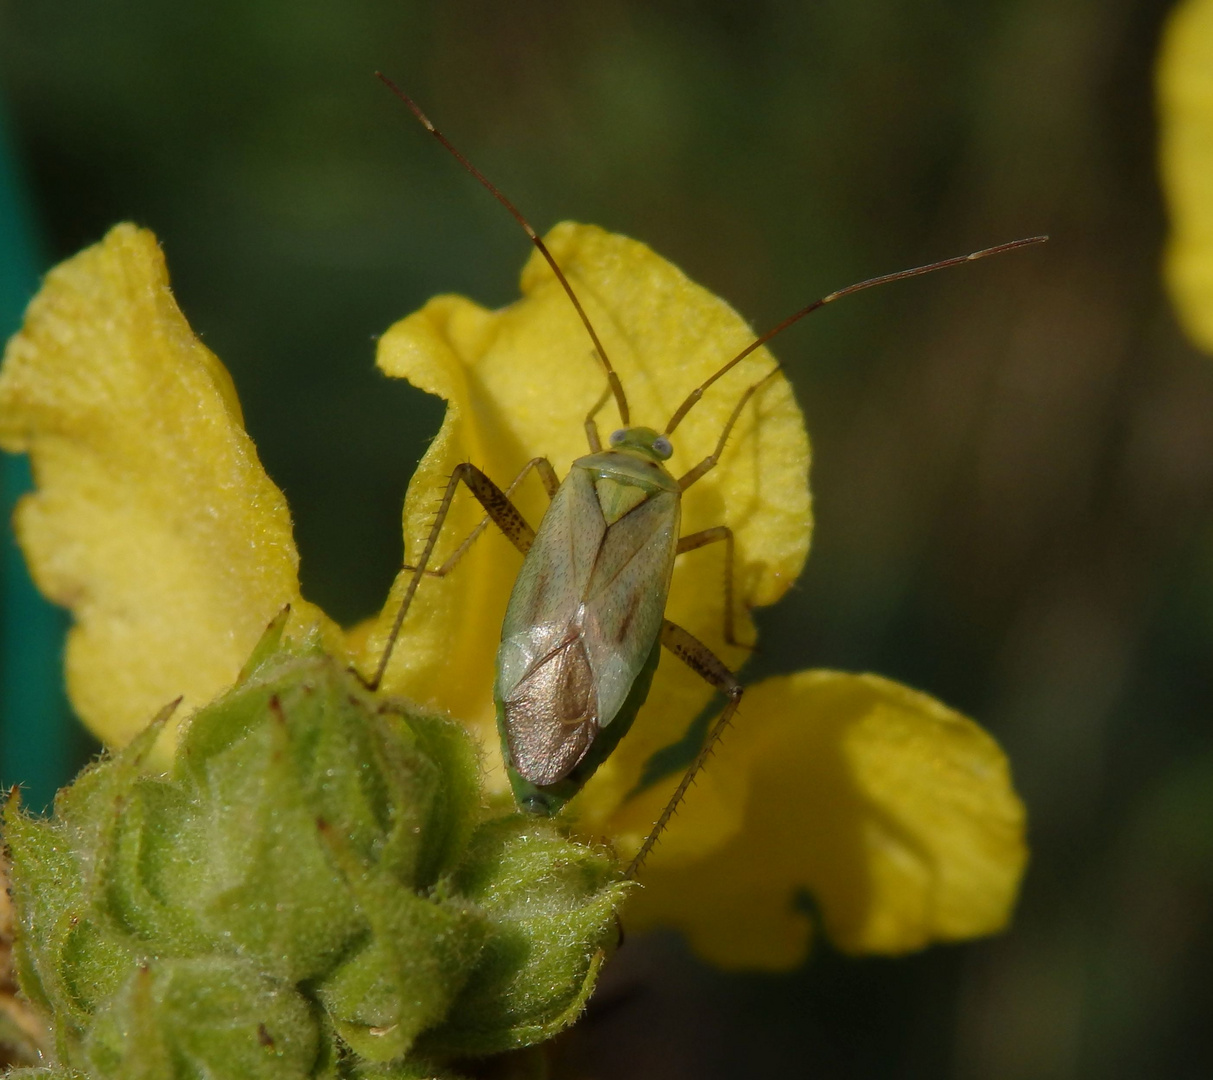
[{"x1": 369, "y1": 74, "x2": 1045, "y2": 875}]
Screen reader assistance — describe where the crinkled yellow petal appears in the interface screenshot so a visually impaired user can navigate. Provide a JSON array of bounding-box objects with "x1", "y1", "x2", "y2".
[
  {"x1": 1160, "y1": 0, "x2": 1213, "y2": 352},
  {"x1": 364, "y1": 223, "x2": 811, "y2": 797},
  {"x1": 0, "y1": 224, "x2": 340, "y2": 755},
  {"x1": 624, "y1": 671, "x2": 1027, "y2": 970}
]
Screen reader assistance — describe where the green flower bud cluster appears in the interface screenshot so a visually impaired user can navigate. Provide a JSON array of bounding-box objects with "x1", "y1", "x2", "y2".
[{"x1": 2, "y1": 622, "x2": 628, "y2": 1079}]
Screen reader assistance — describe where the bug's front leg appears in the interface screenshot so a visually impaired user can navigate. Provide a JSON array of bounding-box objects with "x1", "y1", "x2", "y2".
[
  {"x1": 368, "y1": 463, "x2": 540, "y2": 691},
  {"x1": 584, "y1": 382, "x2": 614, "y2": 452},
  {"x1": 676, "y1": 526, "x2": 754, "y2": 649},
  {"x1": 626, "y1": 619, "x2": 743, "y2": 879}
]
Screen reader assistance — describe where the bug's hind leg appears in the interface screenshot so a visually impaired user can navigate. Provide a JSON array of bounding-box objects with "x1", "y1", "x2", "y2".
[
  {"x1": 368, "y1": 462, "x2": 543, "y2": 691},
  {"x1": 403, "y1": 456, "x2": 558, "y2": 578},
  {"x1": 676, "y1": 526, "x2": 754, "y2": 650},
  {"x1": 625, "y1": 619, "x2": 743, "y2": 879}
]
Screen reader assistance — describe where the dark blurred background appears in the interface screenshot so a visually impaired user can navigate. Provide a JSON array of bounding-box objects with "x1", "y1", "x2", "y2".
[{"x1": 2, "y1": 1, "x2": 1212, "y2": 1077}]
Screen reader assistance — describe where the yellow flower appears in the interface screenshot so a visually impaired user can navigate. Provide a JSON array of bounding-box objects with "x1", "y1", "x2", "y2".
[
  {"x1": 1160, "y1": 0, "x2": 1213, "y2": 351},
  {"x1": 0, "y1": 221, "x2": 1026, "y2": 970}
]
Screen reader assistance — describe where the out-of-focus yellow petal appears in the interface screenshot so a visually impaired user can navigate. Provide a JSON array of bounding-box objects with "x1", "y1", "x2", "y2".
[
  {"x1": 363, "y1": 223, "x2": 811, "y2": 795},
  {"x1": 625, "y1": 671, "x2": 1027, "y2": 970},
  {"x1": 0, "y1": 224, "x2": 340, "y2": 754},
  {"x1": 1160, "y1": 0, "x2": 1213, "y2": 352}
]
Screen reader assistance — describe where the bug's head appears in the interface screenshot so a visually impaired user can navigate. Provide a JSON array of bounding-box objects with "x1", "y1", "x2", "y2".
[{"x1": 609, "y1": 426, "x2": 673, "y2": 462}]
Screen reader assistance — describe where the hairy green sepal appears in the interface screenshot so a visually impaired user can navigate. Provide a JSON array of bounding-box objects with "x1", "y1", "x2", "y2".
[{"x1": 2, "y1": 633, "x2": 627, "y2": 1078}]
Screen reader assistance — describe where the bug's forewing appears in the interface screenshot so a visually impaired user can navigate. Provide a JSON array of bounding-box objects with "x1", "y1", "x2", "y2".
[
  {"x1": 497, "y1": 468, "x2": 604, "y2": 683},
  {"x1": 581, "y1": 489, "x2": 679, "y2": 729},
  {"x1": 496, "y1": 468, "x2": 605, "y2": 781}
]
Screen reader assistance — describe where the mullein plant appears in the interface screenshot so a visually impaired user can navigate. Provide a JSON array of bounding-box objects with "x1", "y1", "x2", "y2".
[{"x1": 0, "y1": 221, "x2": 1026, "y2": 1077}]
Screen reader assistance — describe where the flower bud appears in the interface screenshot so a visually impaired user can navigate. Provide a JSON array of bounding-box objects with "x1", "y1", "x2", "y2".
[{"x1": 3, "y1": 626, "x2": 627, "y2": 1077}]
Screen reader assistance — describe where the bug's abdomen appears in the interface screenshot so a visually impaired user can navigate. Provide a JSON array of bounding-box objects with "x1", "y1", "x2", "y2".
[{"x1": 503, "y1": 629, "x2": 598, "y2": 785}]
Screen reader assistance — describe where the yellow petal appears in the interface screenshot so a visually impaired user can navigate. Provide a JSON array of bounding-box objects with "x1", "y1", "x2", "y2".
[
  {"x1": 0, "y1": 224, "x2": 340, "y2": 754},
  {"x1": 362, "y1": 223, "x2": 811, "y2": 797},
  {"x1": 1160, "y1": 0, "x2": 1213, "y2": 352},
  {"x1": 625, "y1": 671, "x2": 1027, "y2": 970}
]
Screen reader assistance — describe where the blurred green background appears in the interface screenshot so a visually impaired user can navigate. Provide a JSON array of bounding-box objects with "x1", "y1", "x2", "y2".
[{"x1": 2, "y1": 0, "x2": 1212, "y2": 1077}]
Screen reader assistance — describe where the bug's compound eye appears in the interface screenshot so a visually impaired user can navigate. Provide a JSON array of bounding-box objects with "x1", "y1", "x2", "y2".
[
  {"x1": 609, "y1": 429, "x2": 627, "y2": 446},
  {"x1": 652, "y1": 435, "x2": 673, "y2": 459}
]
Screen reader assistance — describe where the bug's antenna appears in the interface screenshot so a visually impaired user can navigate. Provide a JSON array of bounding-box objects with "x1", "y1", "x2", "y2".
[
  {"x1": 376, "y1": 72, "x2": 631, "y2": 425},
  {"x1": 664, "y1": 235, "x2": 1049, "y2": 435}
]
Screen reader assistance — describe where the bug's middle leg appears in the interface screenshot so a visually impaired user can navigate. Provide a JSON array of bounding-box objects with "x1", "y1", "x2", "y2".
[
  {"x1": 404, "y1": 456, "x2": 559, "y2": 578},
  {"x1": 369, "y1": 462, "x2": 541, "y2": 690},
  {"x1": 625, "y1": 619, "x2": 743, "y2": 879},
  {"x1": 676, "y1": 526, "x2": 754, "y2": 649},
  {"x1": 676, "y1": 369, "x2": 780, "y2": 490}
]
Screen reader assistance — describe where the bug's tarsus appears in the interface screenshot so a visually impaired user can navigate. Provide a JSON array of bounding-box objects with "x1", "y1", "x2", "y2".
[
  {"x1": 376, "y1": 71, "x2": 630, "y2": 425},
  {"x1": 664, "y1": 234, "x2": 1049, "y2": 436}
]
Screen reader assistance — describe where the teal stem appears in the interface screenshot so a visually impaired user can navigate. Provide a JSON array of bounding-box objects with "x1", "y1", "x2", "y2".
[{"x1": 0, "y1": 93, "x2": 70, "y2": 812}]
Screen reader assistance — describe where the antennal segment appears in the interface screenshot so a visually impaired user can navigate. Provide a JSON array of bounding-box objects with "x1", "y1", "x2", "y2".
[
  {"x1": 664, "y1": 234, "x2": 1048, "y2": 436},
  {"x1": 376, "y1": 72, "x2": 630, "y2": 425}
]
